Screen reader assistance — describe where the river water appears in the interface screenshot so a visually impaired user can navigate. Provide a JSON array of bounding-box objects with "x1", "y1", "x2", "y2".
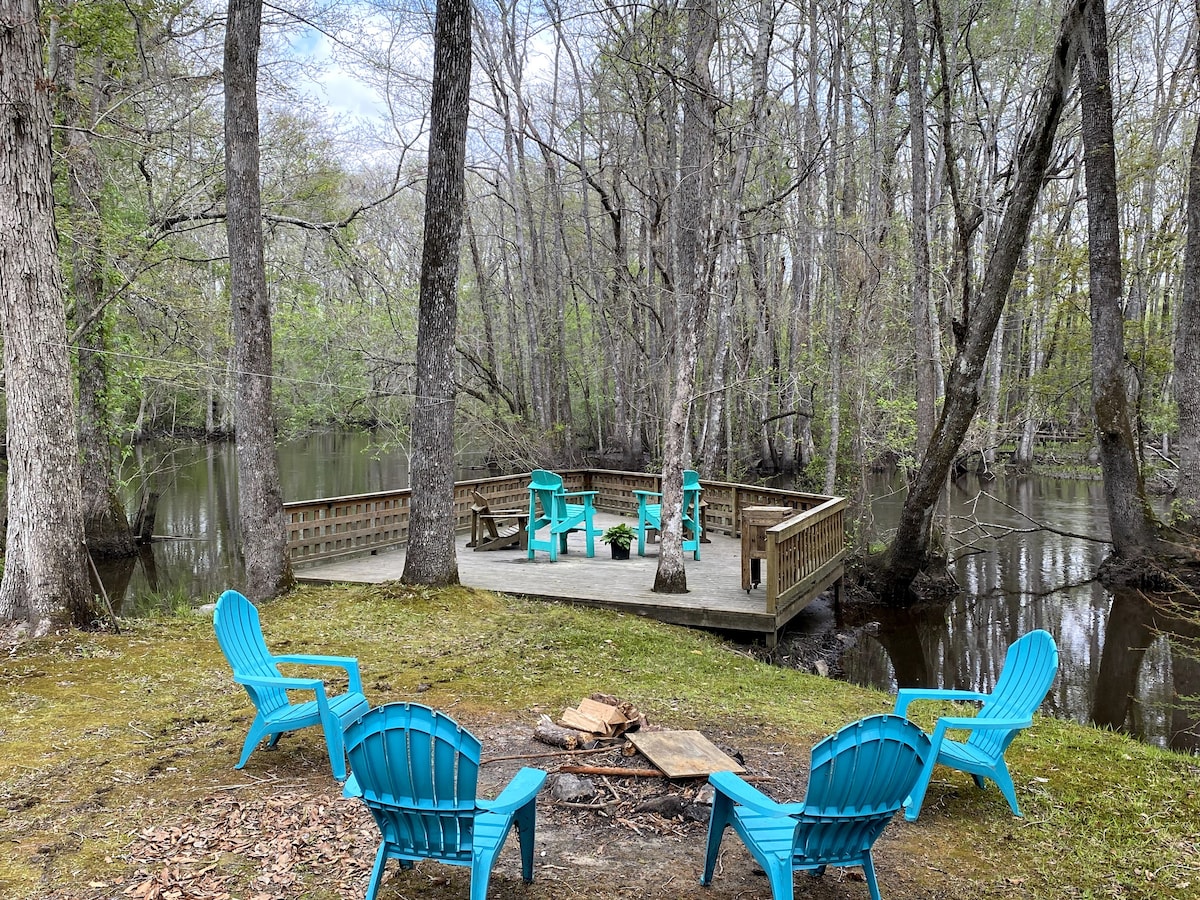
[
  {"x1": 782, "y1": 475, "x2": 1198, "y2": 754},
  {"x1": 95, "y1": 433, "x2": 1197, "y2": 752}
]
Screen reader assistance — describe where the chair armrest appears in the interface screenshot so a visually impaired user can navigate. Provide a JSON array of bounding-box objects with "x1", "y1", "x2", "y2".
[
  {"x1": 709, "y1": 770, "x2": 796, "y2": 818},
  {"x1": 561, "y1": 490, "x2": 597, "y2": 502},
  {"x1": 273, "y1": 654, "x2": 364, "y2": 693},
  {"x1": 932, "y1": 715, "x2": 1033, "y2": 736},
  {"x1": 236, "y1": 673, "x2": 325, "y2": 694},
  {"x1": 478, "y1": 767, "x2": 547, "y2": 815},
  {"x1": 893, "y1": 688, "x2": 990, "y2": 717},
  {"x1": 633, "y1": 490, "x2": 662, "y2": 515}
]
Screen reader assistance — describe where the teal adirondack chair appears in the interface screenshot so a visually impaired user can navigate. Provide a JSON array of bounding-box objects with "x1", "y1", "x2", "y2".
[
  {"x1": 634, "y1": 469, "x2": 703, "y2": 559},
  {"x1": 526, "y1": 469, "x2": 600, "y2": 561},
  {"x1": 213, "y1": 589, "x2": 369, "y2": 780},
  {"x1": 702, "y1": 714, "x2": 932, "y2": 900},
  {"x1": 894, "y1": 628, "x2": 1059, "y2": 820},
  {"x1": 343, "y1": 702, "x2": 548, "y2": 900}
]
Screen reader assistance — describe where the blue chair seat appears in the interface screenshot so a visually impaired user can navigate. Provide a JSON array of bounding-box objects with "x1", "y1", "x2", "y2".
[
  {"x1": 344, "y1": 702, "x2": 547, "y2": 900},
  {"x1": 527, "y1": 469, "x2": 600, "y2": 561},
  {"x1": 635, "y1": 469, "x2": 703, "y2": 559},
  {"x1": 268, "y1": 689, "x2": 369, "y2": 730},
  {"x1": 702, "y1": 714, "x2": 931, "y2": 900},
  {"x1": 894, "y1": 629, "x2": 1059, "y2": 820},
  {"x1": 214, "y1": 589, "x2": 368, "y2": 780}
]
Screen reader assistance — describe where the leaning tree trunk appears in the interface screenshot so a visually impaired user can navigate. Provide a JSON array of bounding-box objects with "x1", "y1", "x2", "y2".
[
  {"x1": 224, "y1": 0, "x2": 293, "y2": 600},
  {"x1": 56, "y1": 32, "x2": 136, "y2": 559},
  {"x1": 653, "y1": 0, "x2": 716, "y2": 594},
  {"x1": 401, "y1": 0, "x2": 472, "y2": 586},
  {"x1": 1172, "y1": 4, "x2": 1200, "y2": 529},
  {"x1": 1077, "y1": 0, "x2": 1160, "y2": 558},
  {"x1": 879, "y1": 0, "x2": 1087, "y2": 602},
  {"x1": 0, "y1": 0, "x2": 97, "y2": 633}
]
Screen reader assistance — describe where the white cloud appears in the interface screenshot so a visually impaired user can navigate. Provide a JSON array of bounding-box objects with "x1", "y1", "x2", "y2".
[{"x1": 283, "y1": 26, "x2": 390, "y2": 129}]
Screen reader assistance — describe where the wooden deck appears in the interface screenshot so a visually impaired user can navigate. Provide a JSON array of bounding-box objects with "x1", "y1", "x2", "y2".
[
  {"x1": 285, "y1": 470, "x2": 846, "y2": 647},
  {"x1": 296, "y1": 511, "x2": 838, "y2": 647}
]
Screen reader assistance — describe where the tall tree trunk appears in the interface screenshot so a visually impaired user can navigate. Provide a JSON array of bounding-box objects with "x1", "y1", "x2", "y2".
[
  {"x1": 224, "y1": 0, "x2": 293, "y2": 600},
  {"x1": 55, "y1": 25, "x2": 136, "y2": 559},
  {"x1": 699, "y1": 0, "x2": 775, "y2": 475},
  {"x1": 1077, "y1": 0, "x2": 1160, "y2": 558},
  {"x1": 402, "y1": 0, "x2": 472, "y2": 586},
  {"x1": 1014, "y1": 262, "x2": 1045, "y2": 471},
  {"x1": 1173, "y1": 0, "x2": 1200, "y2": 528},
  {"x1": 822, "y1": 19, "x2": 844, "y2": 496},
  {"x1": 654, "y1": 0, "x2": 715, "y2": 594},
  {"x1": 879, "y1": 0, "x2": 1087, "y2": 602},
  {"x1": 902, "y1": 0, "x2": 936, "y2": 457},
  {"x1": 0, "y1": 0, "x2": 96, "y2": 633}
]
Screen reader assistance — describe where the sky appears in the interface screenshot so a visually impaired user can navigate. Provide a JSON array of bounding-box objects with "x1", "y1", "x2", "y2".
[{"x1": 284, "y1": 24, "x2": 392, "y2": 129}]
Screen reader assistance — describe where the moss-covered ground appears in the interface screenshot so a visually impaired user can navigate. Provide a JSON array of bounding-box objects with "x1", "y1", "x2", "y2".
[{"x1": 1, "y1": 583, "x2": 1197, "y2": 899}]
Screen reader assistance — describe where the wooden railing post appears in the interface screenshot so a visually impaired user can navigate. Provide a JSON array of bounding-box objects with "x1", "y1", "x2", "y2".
[{"x1": 765, "y1": 531, "x2": 778, "y2": 615}]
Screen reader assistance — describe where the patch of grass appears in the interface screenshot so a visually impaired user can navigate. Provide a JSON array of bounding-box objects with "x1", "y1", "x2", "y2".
[{"x1": 1, "y1": 582, "x2": 1198, "y2": 899}]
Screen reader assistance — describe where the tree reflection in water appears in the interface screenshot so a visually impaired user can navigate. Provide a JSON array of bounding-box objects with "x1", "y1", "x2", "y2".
[
  {"x1": 779, "y1": 474, "x2": 1196, "y2": 753},
  {"x1": 1091, "y1": 590, "x2": 1200, "y2": 754}
]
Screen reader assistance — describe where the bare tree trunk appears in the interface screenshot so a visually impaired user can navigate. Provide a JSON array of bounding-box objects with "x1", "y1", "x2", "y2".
[
  {"x1": 902, "y1": 0, "x2": 936, "y2": 457},
  {"x1": 699, "y1": 0, "x2": 775, "y2": 475},
  {"x1": 224, "y1": 0, "x2": 293, "y2": 600},
  {"x1": 402, "y1": 0, "x2": 472, "y2": 586},
  {"x1": 1077, "y1": 0, "x2": 1160, "y2": 557},
  {"x1": 55, "y1": 23, "x2": 136, "y2": 559},
  {"x1": 1014, "y1": 265, "x2": 1045, "y2": 471},
  {"x1": 981, "y1": 305, "x2": 1005, "y2": 473},
  {"x1": 822, "y1": 20, "x2": 845, "y2": 496},
  {"x1": 654, "y1": 0, "x2": 715, "y2": 594},
  {"x1": 0, "y1": 0, "x2": 96, "y2": 633},
  {"x1": 1173, "y1": 0, "x2": 1200, "y2": 527},
  {"x1": 879, "y1": 0, "x2": 1086, "y2": 602},
  {"x1": 788, "y1": 2, "x2": 820, "y2": 475}
]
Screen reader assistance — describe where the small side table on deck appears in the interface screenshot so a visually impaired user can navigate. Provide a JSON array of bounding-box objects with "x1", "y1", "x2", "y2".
[{"x1": 740, "y1": 506, "x2": 794, "y2": 592}]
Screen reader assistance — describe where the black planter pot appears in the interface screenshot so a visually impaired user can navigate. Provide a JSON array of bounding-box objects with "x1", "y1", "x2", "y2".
[{"x1": 610, "y1": 543, "x2": 631, "y2": 560}]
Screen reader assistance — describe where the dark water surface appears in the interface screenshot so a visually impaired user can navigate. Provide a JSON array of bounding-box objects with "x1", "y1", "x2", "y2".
[
  {"x1": 779, "y1": 475, "x2": 1197, "y2": 753},
  {"x1": 96, "y1": 436, "x2": 1195, "y2": 751},
  {"x1": 97, "y1": 432, "x2": 424, "y2": 612}
]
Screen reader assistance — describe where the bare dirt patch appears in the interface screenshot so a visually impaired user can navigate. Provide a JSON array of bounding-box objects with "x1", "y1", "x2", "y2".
[{"x1": 50, "y1": 713, "x2": 951, "y2": 900}]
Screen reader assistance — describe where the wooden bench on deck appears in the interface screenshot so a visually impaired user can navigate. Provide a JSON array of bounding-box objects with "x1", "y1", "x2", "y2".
[{"x1": 468, "y1": 490, "x2": 528, "y2": 551}]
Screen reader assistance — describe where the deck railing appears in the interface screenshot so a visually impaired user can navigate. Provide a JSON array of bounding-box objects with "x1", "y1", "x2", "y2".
[
  {"x1": 763, "y1": 496, "x2": 847, "y2": 613},
  {"x1": 282, "y1": 469, "x2": 846, "y2": 605}
]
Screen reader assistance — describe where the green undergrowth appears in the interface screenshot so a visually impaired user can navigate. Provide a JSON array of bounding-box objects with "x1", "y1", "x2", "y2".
[{"x1": 0, "y1": 582, "x2": 1197, "y2": 899}]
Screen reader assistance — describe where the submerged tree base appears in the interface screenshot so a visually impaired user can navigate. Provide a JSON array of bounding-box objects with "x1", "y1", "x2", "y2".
[
  {"x1": 850, "y1": 550, "x2": 958, "y2": 606},
  {"x1": 1099, "y1": 552, "x2": 1200, "y2": 596}
]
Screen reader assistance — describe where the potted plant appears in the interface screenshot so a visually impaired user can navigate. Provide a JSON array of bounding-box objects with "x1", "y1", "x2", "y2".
[{"x1": 602, "y1": 523, "x2": 636, "y2": 559}]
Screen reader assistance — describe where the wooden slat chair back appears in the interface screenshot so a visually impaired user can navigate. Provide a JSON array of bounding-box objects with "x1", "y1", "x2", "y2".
[
  {"x1": 702, "y1": 714, "x2": 931, "y2": 900},
  {"x1": 213, "y1": 589, "x2": 369, "y2": 780},
  {"x1": 893, "y1": 629, "x2": 1059, "y2": 820},
  {"x1": 343, "y1": 702, "x2": 548, "y2": 900},
  {"x1": 633, "y1": 469, "x2": 703, "y2": 559},
  {"x1": 468, "y1": 490, "x2": 527, "y2": 551},
  {"x1": 526, "y1": 469, "x2": 600, "y2": 561}
]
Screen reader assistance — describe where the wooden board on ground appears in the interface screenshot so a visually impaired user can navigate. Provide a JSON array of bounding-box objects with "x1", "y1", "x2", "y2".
[{"x1": 628, "y1": 730, "x2": 745, "y2": 778}]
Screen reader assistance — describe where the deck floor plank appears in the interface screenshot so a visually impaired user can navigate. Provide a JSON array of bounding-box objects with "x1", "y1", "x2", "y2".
[{"x1": 296, "y1": 512, "x2": 824, "y2": 641}]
